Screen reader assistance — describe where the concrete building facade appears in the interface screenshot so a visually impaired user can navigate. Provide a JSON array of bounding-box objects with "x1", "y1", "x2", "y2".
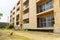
[{"x1": 10, "y1": 0, "x2": 60, "y2": 33}]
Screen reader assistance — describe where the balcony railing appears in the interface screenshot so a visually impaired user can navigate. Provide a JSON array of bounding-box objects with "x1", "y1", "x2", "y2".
[
  {"x1": 23, "y1": 0, "x2": 26, "y2": 3},
  {"x1": 17, "y1": 4, "x2": 20, "y2": 8},
  {"x1": 23, "y1": 3, "x2": 29, "y2": 10},
  {"x1": 12, "y1": 15, "x2": 15, "y2": 18},
  {"x1": 16, "y1": 21, "x2": 19, "y2": 25},
  {"x1": 23, "y1": 13, "x2": 29, "y2": 19},
  {"x1": 37, "y1": 0, "x2": 53, "y2": 13},
  {"x1": 16, "y1": 19, "x2": 19, "y2": 22},
  {"x1": 17, "y1": 1, "x2": 20, "y2": 6},
  {"x1": 36, "y1": 0, "x2": 40, "y2": 2},
  {"x1": 23, "y1": 23, "x2": 29, "y2": 29},
  {"x1": 16, "y1": 17, "x2": 19, "y2": 21},
  {"x1": 16, "y1": 11, "x2": 20, "y2": 15}
]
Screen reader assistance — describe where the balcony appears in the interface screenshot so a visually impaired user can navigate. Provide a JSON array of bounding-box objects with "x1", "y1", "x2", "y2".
[
  {"x1": 17, "y1": 4, "x2": 20, "y2": 9},
  {"x1": 36, "y1": 0, "x2": 40, "y2": 2},
  {"x1": 37, "y1": 16, "x2": 54, "y2": 28},
  {"x1": 13, "y1": 8, "x2": 15, "y2": 12},
  {"x1": 13, "y1": 7, "x2": 15, "y2": 11},
  {"x1": 23, "y1": 3, "x2": 29, "y2": 11},
  {"x1": 17, "y1": 1, "x2": 20, "y2": 6},
  {"x1": 23, "y1": 13, "x2": 29, "y2": 20},
  {"x1": 16, "y1": 14, "x2": 19, "y2": 24},
  {"x1": 36, "y1": 0, "x2": 48, "y2": 3},
  {"x1": 10, "y1": 15, "x2": 12, "y2": 18},
  {"x1": 23, "y1": 23, "x2": 29, "y2": 29},
  {"x1": 37, "y1": 0, "x2": 53, "y2": 13},
  {"x1": 16, "y1": 11, "x2": 20, "y2": 15},
  {"x1": 16, "y1": 15, "x2": 19, "y2": 21},
  {"x1": 16, "y1": 21, "x2": 19, "y2": 26},
  {"x1": 12, "y1": 15, "x2": 14, "y2": 18},
  {"x1": 16, "y1": 19, "x2": 19, "y2": 22},
  {"x1": 23, "y1": 0, "x2": 27, "y2": 3},
  {"x1": 16, "y1": 24, "x2": 20, "y2": 27}
]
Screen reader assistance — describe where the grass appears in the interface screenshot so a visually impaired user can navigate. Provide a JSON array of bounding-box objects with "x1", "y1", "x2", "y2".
[
  {"x1": 0, "y1": 29, "x2": 31, "y2": 40},
  {"x1": 12, "y1": 34, "x2": 31, "y2": 40},
  {"x1": 0, "y1": 28, "x2": 8, "y2": 30}
]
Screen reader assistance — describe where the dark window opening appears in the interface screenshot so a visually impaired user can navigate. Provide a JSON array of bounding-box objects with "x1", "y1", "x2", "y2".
[
  {"x1": 37, "y1": 16, "x2": 54, "y2": 28},
  {"x1": 17, "y1": 1, "x2": 20, "y2": 5},
  {"x1": 37, "y1": 0, "x2": 53, "y2": 13}
]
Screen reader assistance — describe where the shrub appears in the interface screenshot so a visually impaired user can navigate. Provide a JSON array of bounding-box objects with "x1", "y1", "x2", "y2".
[{"x1": 7, "y1": 24, "x2": 14, "y2": 29}]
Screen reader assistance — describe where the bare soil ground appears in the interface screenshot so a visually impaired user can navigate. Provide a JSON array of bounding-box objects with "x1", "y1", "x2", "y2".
[
  {"x1": 0, "y1": 30, "x2": 31, "y2": 40},
  {"x1": 0, "y1": 29, "x2": 60, "y2": 40}
]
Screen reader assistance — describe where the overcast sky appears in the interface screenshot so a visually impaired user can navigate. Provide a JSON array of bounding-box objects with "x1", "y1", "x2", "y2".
[{"x1": 0, "y1": 0, "x2": 18, "y2": 22}]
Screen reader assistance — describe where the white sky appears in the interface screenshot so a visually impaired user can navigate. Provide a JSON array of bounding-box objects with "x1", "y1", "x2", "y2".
[{"x1": 0, "y1": 0, "x2": 19, "y2": 22}]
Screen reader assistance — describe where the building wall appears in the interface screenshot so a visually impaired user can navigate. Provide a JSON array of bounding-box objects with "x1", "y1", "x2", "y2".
[
  {"x1": 19, "y1": 0, "x2": 23, "y2": 29},
  {"x1": 29, "y1": 0, "x2": 37, "y2": 29},
  {"x1": 10, "y1": 0, "x2": 60, "y2": 33},
  {"x1": 10, "y1": 0, "x2": 20, "y2": 29},
  {"x1": 53, "y1": 0, "x2": 60, "y2": 33}
]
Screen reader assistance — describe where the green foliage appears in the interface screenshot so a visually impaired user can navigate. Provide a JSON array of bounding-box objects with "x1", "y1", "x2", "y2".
[
  {"x1": 0, "y1": 13, "x2": 3, "y2": 19},
  {"x1": 7, "y1": 24, "x2": 14, "y2": 29},
  {"x1": 0, "y1": 13, "x2": 3, "y2": 16}
]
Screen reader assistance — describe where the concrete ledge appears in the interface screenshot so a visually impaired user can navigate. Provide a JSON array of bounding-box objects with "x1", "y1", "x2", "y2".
[{"x1": 54, "y1": 28, "x2": 60, "y2": 33}]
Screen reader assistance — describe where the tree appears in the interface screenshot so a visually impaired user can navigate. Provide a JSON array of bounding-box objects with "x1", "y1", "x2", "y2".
[
  {"x1": 0, "y1": 13, "x2": 3, "y2": 19},
  {"x1": 0, "y1": 13, "x2": 3, "y2": 16}
]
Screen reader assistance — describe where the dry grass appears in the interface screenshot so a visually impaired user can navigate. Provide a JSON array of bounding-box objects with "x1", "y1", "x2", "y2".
[
  {"x1": 0, "y1": 29, "x2": 60, "y2": 40},
  {"x1": 0, "y1": 30, "x2": 31, "y2": 40}
]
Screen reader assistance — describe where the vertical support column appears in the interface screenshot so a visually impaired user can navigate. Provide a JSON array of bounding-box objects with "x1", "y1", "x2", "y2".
[
  {"x1": 19, "y1": 0, "x2": 23, "y2": 30},
  {"x1": 29, "y1": 0, "x2": 37, "y2": 29},
  {"x1": 53, "y1": 0, "x2": 60, "y2": 33}
]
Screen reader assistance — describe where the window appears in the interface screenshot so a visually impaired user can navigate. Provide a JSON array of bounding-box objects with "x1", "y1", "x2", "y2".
[
  {"x1": 10, "y1": 15, "x2": 12, "y2": 17},
  {"x1": 38, "y1": 16, "x2": 54, "y2": 28},
  {"x1": 13, "y1": 7, "x2": 15, "y2": 10},
  {"x1": 17, "y1": 7, "x2": 20, "y2": 11},
  {"x1": 46, "y1": 16, "x2": 54, "y2": 27},
  {"x1": 11, "y1": 11, "x2": 12, "y2": 13},
  {"x1": 13, "y1": 12, "x2": 15, "y2": 15},
  {"x1": 45, "y1": 0, "x2": 53, "y2": 10},
  {"x1": 37, "y1": 0, "x2": 53, "y2": 13},
  {"x1": 16, "y1": 22, "x2": 19, "y2": 25},
  {"x1": 16, "y1": 15, "x2": 19, "y2": 21},
  {"x1": 24, "y1": 2, "x2": 29, "y2": 8},
  {"x1": 17, "y1": 1, "x2": 20, "y2": 5},
  {"x1": 10, "y1": 19, "x2": 11, "y2": 22},
  {"x1": 39, "y1": 18, "x2": 46, "y2": 27}
]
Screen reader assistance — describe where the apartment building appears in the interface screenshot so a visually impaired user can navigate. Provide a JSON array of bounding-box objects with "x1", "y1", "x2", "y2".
[
  {"x1": 10, "y1": 0, "x2": 60, "y2": 33},
  {"x1": 10, "y1": 0, "x2": 20, "y2": 29}
]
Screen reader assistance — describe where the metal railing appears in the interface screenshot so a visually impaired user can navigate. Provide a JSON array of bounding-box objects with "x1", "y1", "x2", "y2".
[
  {"x1": 23, "y1": 23, "x2": 29, "y2": 29},
  {"x1": 23, "y1": 13, "x2": 29, "y2": 19},
  {"x1": 23, "y1": 3, "x2": 29, "y2": 10}
]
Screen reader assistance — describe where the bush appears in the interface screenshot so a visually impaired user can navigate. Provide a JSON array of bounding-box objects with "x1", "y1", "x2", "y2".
[{"x1": 7, "y1": 24, "x2": 14, "y2": 29}]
